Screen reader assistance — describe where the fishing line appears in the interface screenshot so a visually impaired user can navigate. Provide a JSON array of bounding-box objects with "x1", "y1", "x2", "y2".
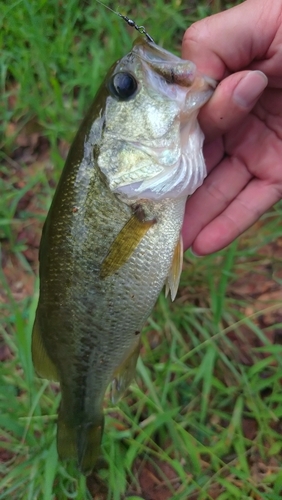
[{"x1": 95, "y1": 0, "x2": 155, "y2": 43}]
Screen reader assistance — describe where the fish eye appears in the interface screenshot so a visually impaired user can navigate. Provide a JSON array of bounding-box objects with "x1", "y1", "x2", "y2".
[{"x1": 109, "y1": 72, "x2": 138, "y2": 101}]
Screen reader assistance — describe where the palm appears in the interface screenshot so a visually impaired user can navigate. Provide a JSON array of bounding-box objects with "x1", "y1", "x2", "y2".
[{"x1": 182, "y1": 89, "x2": 282, "y2": 254}]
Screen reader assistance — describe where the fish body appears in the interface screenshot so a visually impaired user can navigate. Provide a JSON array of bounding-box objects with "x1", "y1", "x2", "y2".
[{"x1": 32, "y1": 38, "x2": 215, "y2": 474}]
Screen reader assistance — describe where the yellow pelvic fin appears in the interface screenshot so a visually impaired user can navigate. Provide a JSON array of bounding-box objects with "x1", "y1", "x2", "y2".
[
  {"x1": 32, "y1": 316, "x2": 59, "y2": 381},
  {"x1": 165, "y1": 234, "x2": 183, "y2": 301},
  {"x1": 111, "y1": 339, "x2": 141, "y2": 404},
  {"x1": 57, "y1": 405, "x2": 104, "y2": 476},
  {"x1": 100, "y1": 213, "x2": 155, "y2": 279}
]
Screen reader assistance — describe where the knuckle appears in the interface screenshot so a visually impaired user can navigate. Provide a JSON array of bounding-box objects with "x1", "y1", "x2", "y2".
[
  {"x1": 183, "y1": 19, "x2": 210, "y2": 47},
  {"x1": 205, "y1": 179, "x2": 230, "y2": 206}
]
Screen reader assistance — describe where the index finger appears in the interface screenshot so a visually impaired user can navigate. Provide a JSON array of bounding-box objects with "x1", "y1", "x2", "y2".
[{"x1": 182, "y1": 0, "x2": 280, "y2": 80}]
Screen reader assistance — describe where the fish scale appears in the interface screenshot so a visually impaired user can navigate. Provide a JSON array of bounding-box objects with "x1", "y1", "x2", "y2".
[{"x1": 32, "y1": 36, "x2": 215, "y2": 475}]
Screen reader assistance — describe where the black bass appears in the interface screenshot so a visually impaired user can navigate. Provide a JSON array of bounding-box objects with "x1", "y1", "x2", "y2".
[{"x1": 32, "y1": 37, "x2": 215, "y2": 475}]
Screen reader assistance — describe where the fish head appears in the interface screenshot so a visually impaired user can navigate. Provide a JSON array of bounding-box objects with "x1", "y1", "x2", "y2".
[{"x1": 97, "y1": 37, "x2": 216, "y2": 202}]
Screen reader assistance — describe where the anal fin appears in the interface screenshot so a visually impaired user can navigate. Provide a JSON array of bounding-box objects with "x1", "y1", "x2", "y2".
[
  {"x1": 111, "y1": 339, "x2": 141, "y2": 404},
  {"x1": 100, "y1": 213, "x2": 155, "y2": 279},
  {"x1": 32, "y1": 316, "x2": 59, "y2": 381},
  {"x1": 165, "y1": 235, "x2": 183, "y2": 301}
]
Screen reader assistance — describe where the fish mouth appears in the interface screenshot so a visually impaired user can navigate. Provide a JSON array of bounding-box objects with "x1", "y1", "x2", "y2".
[{"x1": 132, "y1": 37, "x2": 217, "y2": 91}]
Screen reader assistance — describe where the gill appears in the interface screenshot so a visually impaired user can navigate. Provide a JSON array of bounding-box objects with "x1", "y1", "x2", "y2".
[{"x1": 95, "y1": 0, "x2": 155, "y2": 43}]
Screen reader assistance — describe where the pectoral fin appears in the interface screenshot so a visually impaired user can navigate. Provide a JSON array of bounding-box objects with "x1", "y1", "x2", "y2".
[
  {"x1": 165, "y1": 235, "x2": 183, "y2": 301},
  {"x1": 32, "y1": 316, "x2": 59, "y2": 381},
  {"x1": 111, "y1": 339, "x2": 141, "y2": 404},
  {"x1": 100, "y1": 213, "x2": 155, "y2": 279}
]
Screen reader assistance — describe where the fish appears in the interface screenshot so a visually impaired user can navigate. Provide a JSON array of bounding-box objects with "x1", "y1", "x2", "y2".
[{"x1": 32, "y1": 36, "x2": 216, "y2": 475}]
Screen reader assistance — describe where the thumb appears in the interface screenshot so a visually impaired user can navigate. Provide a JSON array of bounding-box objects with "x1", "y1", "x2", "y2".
[{"x1": 199, "y1": 70, "x2": 268, "y2": 142}]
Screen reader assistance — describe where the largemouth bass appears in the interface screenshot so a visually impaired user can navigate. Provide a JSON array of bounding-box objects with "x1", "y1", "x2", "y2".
[{"x1": 32, "y1": 37, "x2": 215, "y2": 475}]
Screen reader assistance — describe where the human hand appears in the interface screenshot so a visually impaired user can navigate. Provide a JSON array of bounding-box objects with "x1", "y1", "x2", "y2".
[{"x1": 182, "y1": 0, "x2": 282, "y2": 255}]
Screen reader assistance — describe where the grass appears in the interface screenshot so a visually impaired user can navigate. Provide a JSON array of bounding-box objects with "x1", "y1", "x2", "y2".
[{"x1": 1, "y1": 0, "x2": 282, "y2": 498}]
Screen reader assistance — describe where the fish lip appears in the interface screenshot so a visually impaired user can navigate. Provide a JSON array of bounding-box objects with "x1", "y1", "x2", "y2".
[
  {"x1": 132, "y1": 36, "x2": 184, "y2": 64},
  {"x1": 131, "y1": 37, "x2": 217, "y2": 91},
  {"x1": 132, "y1": 38, "x2": 197, "y2": 87}
]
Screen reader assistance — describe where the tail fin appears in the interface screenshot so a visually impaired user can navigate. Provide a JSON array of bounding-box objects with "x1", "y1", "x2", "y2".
[{"x1": 57, "y1": 407, "x2": 104, "y2": 476}]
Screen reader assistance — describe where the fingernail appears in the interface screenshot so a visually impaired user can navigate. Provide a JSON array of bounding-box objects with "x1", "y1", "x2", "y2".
[
  {"x1": 233, "y1": 71, "x2": 268, "y2": 108},
  {"x1": 190, "y1": 247, "x2": 203, "y2": 258}
]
